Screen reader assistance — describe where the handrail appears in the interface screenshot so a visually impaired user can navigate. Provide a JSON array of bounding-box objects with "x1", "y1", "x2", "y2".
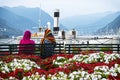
[{"x1": 0, "y1": 44, "x2": 120, "y2": 55}]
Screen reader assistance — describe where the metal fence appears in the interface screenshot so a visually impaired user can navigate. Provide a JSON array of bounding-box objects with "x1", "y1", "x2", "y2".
[
  {"x1": 0, "y1": 44, "x2": 120, "y2": 55},
  {"x1": 65, "y1": 44, "x2": 120, "y2": 54}
]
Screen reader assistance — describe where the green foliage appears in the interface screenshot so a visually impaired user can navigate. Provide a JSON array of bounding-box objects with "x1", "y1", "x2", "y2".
[{"x1": 100, "y1": 47, "x2": 112, "y2": 51}]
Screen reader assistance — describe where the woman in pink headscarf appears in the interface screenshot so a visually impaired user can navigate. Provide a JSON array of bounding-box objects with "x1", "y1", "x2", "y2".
[{"x1": 19, "y1": 30, "x2": 35, "y2": 55}]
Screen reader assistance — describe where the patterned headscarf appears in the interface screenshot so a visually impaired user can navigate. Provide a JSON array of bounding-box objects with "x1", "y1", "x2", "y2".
[{"x1": 40, "y1": 28, "x2": 56, "y2": 44}]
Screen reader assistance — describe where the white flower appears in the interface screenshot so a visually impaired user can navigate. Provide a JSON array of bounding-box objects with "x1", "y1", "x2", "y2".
[
  {"x1": 0, "y1": 59, "x2": 40, "y2": 73},
  {"x1": 79, "y1": 78, "x2": 84, "y2": 80},
  {"x1": 2, "y1": 70, "x2": 6, "y2": 73},
  {"x1": 97, "y1": 75, "x2": 102, "y2": 79},
  {"x1": 115, "y1": 64, "x2": 118, "y2": 68},
  {"x1": 81, "y1": 71, "x2": 86, "y2": 77},
  {"x1": 118, "y1": 67, "x2": 120, "y2": 73},
  {"x1": 40, "y1": 76, "x2": 46, "y2": 80},
  {"x1": 9, "y1": 76, "x2": 15, "y2": 79},
  {"x1": 111, "y1": 72, "x2": 117, "y2": 77},
  {"x1": 29, "y1": 78, "x2": 32, "y2": 80},
  {"x1": 101, "y1": 78, "x2": 107, "y2": 80}
]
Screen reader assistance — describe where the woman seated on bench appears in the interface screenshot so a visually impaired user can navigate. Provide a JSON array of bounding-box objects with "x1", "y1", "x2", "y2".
[
  {"x1": 19, "y1": 30, "x2": 35, "y2": 55},
  {"x1": 40, "y1": 28, "x2": 56, "y2": 59}
]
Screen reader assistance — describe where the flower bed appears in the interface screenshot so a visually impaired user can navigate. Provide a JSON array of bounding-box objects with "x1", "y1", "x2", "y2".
[{"x1": 0, "y1": 52, "x2": 120, "y2": 80}]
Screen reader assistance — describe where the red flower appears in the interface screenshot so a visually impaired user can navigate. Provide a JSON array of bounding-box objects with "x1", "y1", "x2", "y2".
[
  {"x1": 5, "y1": 58, "x2": 13, "y2": 63},
  {"x1": 108, "y1": 75, "x2": 116, "y2": 80},
  {"x1": 0, "y1": 72, "x2": 6, "y2": 78},
  {"x1": 64, "y1": 68, "x2": 70, "y2": 74},
  {"x1": 14, "y1": 69, "x2": 24, "y2": 79},
  {"x1": 88, "y1": 69, "x2": 94, "y2": 74}
]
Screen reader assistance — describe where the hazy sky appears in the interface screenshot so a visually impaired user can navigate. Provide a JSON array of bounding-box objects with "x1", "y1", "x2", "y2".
[{"x1": 0, "y1": 0, "x2": 120, "y2": 18}]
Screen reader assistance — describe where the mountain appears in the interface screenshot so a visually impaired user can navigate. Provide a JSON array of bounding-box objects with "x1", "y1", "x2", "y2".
[
  {"x1": 0, "y1": 7, "x2": 37, "y2": 31},
  {"x1": 76, "y1": 12, "x2": 120, "y2": 35},
  {"x1": 4, "y1": 6, "x2": 53, "y2": 27},
  {"x1": 0, "y1": 6, "x2": 67, "y2": 38},
  {"x1": 60, "y1": 12, "x2": 113, "y2": 29},
  {"x1": 96, "y1": 14, "x2": 120, "y2": 35},
  {"x1": 61, "y1": 12, "x2": 120, "y2": 35},
  {"x1": 0, "y1": 18, "x2": 22, "y2": 38},
  {"x1": 4, "y1": 6, "x2": 68, "y2": 31}
]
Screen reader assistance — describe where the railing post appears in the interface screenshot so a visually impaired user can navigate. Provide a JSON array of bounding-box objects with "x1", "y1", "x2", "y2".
[
  {"x1": 59, "y1": 44, "x2": 61, "y2": 53},
  {"x1": 117, "y1": 44, "x2": 119, "y2": 54},
  {"x1": 64, "y1": 43, "x2": 66, "y2": 54},
  {"x1": 9, "y1": 45, "x2": 12, "y2": 55},
  {"x1": 68, "y1": 44, "x2": 70, "y2": 54}
]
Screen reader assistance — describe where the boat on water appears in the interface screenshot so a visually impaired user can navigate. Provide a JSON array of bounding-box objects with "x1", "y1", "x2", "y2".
[{"x1": 1, "y1": 34, "x2": 120, "y2": 45}]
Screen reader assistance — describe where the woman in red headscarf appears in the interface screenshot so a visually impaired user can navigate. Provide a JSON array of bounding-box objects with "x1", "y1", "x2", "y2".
[
  {"x1": 19, "y1": 30, "x2": 35, "y2": 55},
  {"x1": 40, "y1": 28, "x2": 56, "y2": 59}
]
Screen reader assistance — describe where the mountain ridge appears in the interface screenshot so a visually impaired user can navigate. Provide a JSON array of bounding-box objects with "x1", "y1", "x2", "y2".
[
  {"x1": 96, "y1": 14, "x2": 120, "y2": 35},
  {"x1": 4, "y1": 6, "x2": 68, "y2": 31},
  {"x1": 0, "y1": 6, "x2": 67, "y2": 38}
]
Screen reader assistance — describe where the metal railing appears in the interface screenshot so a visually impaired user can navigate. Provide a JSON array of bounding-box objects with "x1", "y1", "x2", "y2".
[
  {"x1": 0, "y1": 44, "x2": 120, "y2": 55},
  {"x1": 0, "y1": 44, "x2": 64, "y2": 55},
  {"x1": 65, "y1": 44, "x2": 120, "y2": 54}
]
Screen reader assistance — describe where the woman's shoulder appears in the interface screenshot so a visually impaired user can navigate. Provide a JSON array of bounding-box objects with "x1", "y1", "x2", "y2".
[
  {"x1": 44, "y1": 39, "x2": 51, "y2": 43},
  {"x1": 30, "y1": 40, "x2": 35, "y2": 44},
  {"x1": 20, "y1": 39, "x2": 35, "y2": 44}
]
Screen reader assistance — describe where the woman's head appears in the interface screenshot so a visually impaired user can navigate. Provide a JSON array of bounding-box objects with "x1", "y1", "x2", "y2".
[
  {"x1": 44, "y1": 28, "x2": 53, "y2": 38},
  {"x1": 23, "y1": 30, "x2": 31, "y2": 40},
  {"x1": 41, "y1": 28, "x2": 56, "y2": 44}
]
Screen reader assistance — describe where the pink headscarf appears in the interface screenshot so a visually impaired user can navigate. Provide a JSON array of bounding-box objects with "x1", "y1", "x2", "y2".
[
  {"x1": 19, "y1": 30, "x2": 35, "y2": 55},
  {"x1": 23, "y1": 30, "x2": 31, "y2": 40}
]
